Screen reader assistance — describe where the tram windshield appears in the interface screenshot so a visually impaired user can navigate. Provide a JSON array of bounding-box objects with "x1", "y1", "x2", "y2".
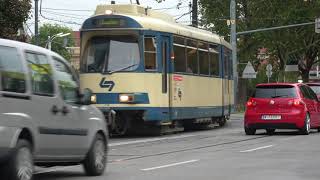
[{"x1": 82, "y1": 35, "x2": 140, "y2": 73}]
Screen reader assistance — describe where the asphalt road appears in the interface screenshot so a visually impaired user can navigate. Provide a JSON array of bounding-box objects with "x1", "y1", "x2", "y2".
[{"x1": 34, "y1": 113, "x2": 320, "y2": 180}]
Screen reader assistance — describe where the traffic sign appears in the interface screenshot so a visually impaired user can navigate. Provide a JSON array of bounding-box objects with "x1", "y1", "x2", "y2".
[
  {"x1": 266, "y1": 64, "x2": 273, "y2": 82},
  {"x1": 266, "y1": 64, "x2": 272, "y2": 71},
  {"x1": 242, "y1": 61, "x2": 256, "y2": 79},
  {"x1": 316, "y1": 18, "x2": 320, "y2": 33},
  {"x1": 266, "y1": 70, "x2": 273, "y2": 77},
  {"x1": 266, "y1": 64, "x2": 272, "y2": 78}
]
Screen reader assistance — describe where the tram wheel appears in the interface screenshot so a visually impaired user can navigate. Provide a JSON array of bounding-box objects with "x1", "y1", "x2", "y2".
[
  {"x1": 113, "y1": 114, "x2": 130, "y2": 135},
  {"x1": 218, "y1": 117, "x2": 227, "y2": 127}
]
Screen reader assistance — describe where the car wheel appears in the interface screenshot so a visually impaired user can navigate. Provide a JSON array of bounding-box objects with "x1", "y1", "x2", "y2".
[
  {"x1": 266, "y1": 129, "x2": 275, "y2": 135},
  {"x1": 83, "y1": 134, "x2": 107, "y2": 176},
  {"x1": 245, "y1": 127, "x2": 256, "y2": 135},
  {"x1": 5, "y1": 139, "x2": 34, "y2": 180},
  {"x1": 300, "y1": 113, "x2": 311, "y2": 135}
]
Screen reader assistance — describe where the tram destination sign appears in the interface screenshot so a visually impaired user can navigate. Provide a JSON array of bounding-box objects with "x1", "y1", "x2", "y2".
[{"x1": 93, "y1": 18, "x2": 126, "y2": 28}]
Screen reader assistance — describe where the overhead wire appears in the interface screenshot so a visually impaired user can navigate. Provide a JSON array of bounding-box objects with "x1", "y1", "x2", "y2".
[
  {"x1": 42, "y1": 10, "x2": 87, "y2": 20},
  {"x1": 39, "y1": 0, "x2": 83, "y2": 25},
  {"x1": 175, "y1": 10, "x2": 193, "y2": 20}
]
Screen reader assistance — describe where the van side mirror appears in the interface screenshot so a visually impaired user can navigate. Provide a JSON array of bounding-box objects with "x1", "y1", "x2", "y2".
[{"x1": 82, "y1": 88, "x2": 96, "y2": 105}]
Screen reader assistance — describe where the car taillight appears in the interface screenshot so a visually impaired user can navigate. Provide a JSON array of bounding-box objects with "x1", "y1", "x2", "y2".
[
  {"x1": 246, "y1": 100, "x2": 256, "y2": 107},
  {"x1": 290, "y1": 99, "x2": 304, "y2": 106},
  {"x1": 293, "y1": 100, "x2": 300, "y2": 106}
]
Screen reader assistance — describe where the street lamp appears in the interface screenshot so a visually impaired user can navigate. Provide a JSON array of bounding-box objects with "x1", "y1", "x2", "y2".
[{"x1": 46, "y1": 32, "x2": 71, "y2": 50}]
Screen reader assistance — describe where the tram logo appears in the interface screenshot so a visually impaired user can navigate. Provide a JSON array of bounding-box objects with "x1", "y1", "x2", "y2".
[{"x1": 99, "y1": 77, "x2": 115, "y2": 91}]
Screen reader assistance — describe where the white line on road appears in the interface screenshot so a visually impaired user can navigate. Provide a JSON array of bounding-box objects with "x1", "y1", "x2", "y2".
[
  {"x1": 141, "y1": 159, "x2": 199, "y2": 171},
  {"x1": 109, "y1": 134, "x2": 197, "y2": 147},
  {"x1": 240, "y1": 145, "x2": 274, "y2": 153},
  {"x1": 34, "y1": 165, "x2": 79, "y2": 174}
]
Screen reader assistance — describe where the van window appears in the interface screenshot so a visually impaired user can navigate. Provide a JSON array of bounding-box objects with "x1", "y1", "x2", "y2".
[
  {"x1": 254, "y1": 85, "x2": 297, "y2": 98},
  {"x1": 26, "y1": 52, "x2": 54, "y2": 96},
  {"x1": 53, "y1": 57, "x2": 79, "y2": 104},
  {"x1": 0, "y1": 46, "x2": 26, "y2": 93}
]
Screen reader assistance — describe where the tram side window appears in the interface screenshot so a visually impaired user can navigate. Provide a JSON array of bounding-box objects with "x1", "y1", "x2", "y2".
[
  {"x1": 224, "y1": 49, "x2": 229, "y2": 78},
  {"x1": 198, "y1": 42, "x2": 209, "y2": 75},
  {"x1": 144, "y1": 37, "x2": 157, "y2": 70},
  {"x1": 186, "y1": 39, "x2": 198, "y2": 74},
  {"x1": 0, "y1": 46, "x2": 27, "y2": 93},
  {"x1": 209, "y1": 44, "x2": 220, "y2": 77},
  {"x1": 228, "y1": 50, "x2": 233, "y2": 78},
  {"x1": 173, "y1": 36, "x2": 186, "y2": 73}
]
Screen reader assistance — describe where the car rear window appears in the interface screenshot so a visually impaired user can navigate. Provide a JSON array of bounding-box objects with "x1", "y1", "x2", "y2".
[
  {"x1": 309, "y1": 85, "x2": 320, "y2": 94},
  {"x1": 254, "y1": 85, "x2": 297, "y2": 98}
]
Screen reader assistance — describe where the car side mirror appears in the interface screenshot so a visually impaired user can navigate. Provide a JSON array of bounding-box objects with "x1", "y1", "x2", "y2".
[{"x1": 82, "y1": 88, "x2": 96, "y2": 105}]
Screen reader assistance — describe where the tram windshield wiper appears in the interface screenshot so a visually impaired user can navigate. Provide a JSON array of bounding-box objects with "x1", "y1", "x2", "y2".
[{"x1": 106, "y1": 63, "x2": 139, "y2": 74}]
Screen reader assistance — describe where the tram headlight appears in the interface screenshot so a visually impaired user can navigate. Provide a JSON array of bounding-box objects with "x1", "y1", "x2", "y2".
[
  {"x1": 90, "y1": 94, "x2": 97, "y2": 104},
  {"x1": 105, "y1": 10, "x2": 113, "y2": 15},
  {"x1": 119, "y1": 94, "x2": 134, "y2": 103}
]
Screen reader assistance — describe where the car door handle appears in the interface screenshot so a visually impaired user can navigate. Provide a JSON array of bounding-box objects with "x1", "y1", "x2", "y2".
[
  {"x1": 61, "y1": 106, "x2": 69, "y2": 115},
  {"x1": 51, "y1": 105, "x2": 59, "y2": 114}
]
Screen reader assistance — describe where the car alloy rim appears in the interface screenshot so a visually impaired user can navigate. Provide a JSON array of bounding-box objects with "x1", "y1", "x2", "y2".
[
  {"x1": 17, "y1": 147, "x2": 33, "y2": 180},
  {"x1": 94, "y1": 140, "x2": 106, "y2": 170},
  {"x1": 306, "y1": 115, "x2": 311, "y2": 132}
]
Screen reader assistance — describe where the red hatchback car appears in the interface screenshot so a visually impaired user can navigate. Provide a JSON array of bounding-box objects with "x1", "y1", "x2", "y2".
[{"x1": 244, "y1": 83, "x2": 320, "y2": 135}]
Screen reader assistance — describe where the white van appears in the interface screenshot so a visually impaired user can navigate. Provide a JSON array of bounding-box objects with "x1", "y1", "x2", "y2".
[{"x1": 0, "y1": 38, "x2": 108, "y2": 180}]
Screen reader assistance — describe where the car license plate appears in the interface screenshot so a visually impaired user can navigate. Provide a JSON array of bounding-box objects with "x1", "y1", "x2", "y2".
[{"x1": 261, "y1": 115, "x2": 281, "y2": 120}]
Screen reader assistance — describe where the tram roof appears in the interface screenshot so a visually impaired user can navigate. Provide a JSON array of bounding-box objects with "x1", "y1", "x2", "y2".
[{"x1": 92, "y1": 4, "x2": 231, "y2": 48}]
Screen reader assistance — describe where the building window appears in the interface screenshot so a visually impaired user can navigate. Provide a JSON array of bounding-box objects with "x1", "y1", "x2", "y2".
[
  {"x1": 26, "y1": 52, "x2": 54, "y2": 96},
  {"x1": 144, "y1": 37, "x2": 157, "y2": 70},
  {"x1": 0, "y1": 46, "x2": 27, "y2": 93}
]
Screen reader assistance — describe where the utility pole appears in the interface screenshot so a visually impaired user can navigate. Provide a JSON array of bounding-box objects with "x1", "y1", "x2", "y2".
[
  {"x1": 35, "y1": 0, "x2": 39, "y2": 45},
  {"x1": 136, "y1": 0, "x2": 140, "y2": 5},
  {"x1": 192, "y1": 0, "x2": 198, "y2": 27},
  {"x1": 230, "y1": 0, "x2": 237, "y2": 110}
]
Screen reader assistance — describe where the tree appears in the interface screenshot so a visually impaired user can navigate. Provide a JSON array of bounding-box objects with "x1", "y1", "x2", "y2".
[
  {"x1": 199, "y1": 0, "x2": 320, "y2": 82},
  {"x1": 0, "y1": 0, "x2": 32, "y2": 40},
  {"x1": 32, "y1": 23, "x2": 75, "y2": 61}
]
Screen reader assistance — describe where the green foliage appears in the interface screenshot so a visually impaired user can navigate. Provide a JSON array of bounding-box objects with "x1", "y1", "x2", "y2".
[
  {"x1": 0, "y1": 0, "x2": 31, "y2": 40},
  {"x1": 199, "y1": 0, "x2": 320, "y2": 84},
  {"x1": 32, "y1": 23, "x2": 75, "y2": 61}
]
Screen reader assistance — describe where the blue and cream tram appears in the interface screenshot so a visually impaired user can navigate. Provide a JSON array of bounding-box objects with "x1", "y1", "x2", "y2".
[{"x1": 79, "y1": 4, "x2": 234, "y2": 135}]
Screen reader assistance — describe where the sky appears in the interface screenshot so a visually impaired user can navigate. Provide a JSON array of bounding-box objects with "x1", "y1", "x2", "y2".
[{"x1": 27, "y1": 0, "x2": 192, "y2": 35}]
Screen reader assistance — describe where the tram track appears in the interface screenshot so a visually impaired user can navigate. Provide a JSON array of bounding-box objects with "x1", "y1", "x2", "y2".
[{"x1": 108, "y1": 135, "x2": 270, "y2": 163}]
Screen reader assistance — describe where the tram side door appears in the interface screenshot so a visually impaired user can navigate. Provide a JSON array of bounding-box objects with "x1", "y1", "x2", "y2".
[
  {"x1": 222, "y1": 50, "x2": 230, "y2": 116},
  {"x1": 160, "y1": 35, "x2": 171, "y2": 121}
]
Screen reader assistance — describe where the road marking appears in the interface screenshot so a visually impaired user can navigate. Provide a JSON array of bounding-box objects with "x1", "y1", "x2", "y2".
[
  {"x1": 109, "y1": 134, "x2": 197, "y2": 147},
  {"x1": 240, "y1": 145, "x2": 274, "y2": 153},
  {"x1": 141, "y1": 159, "x2": 199, "y2": 171},
  {"x1": 34, "y1": 165, "x2": 79, "y2": 174}
]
